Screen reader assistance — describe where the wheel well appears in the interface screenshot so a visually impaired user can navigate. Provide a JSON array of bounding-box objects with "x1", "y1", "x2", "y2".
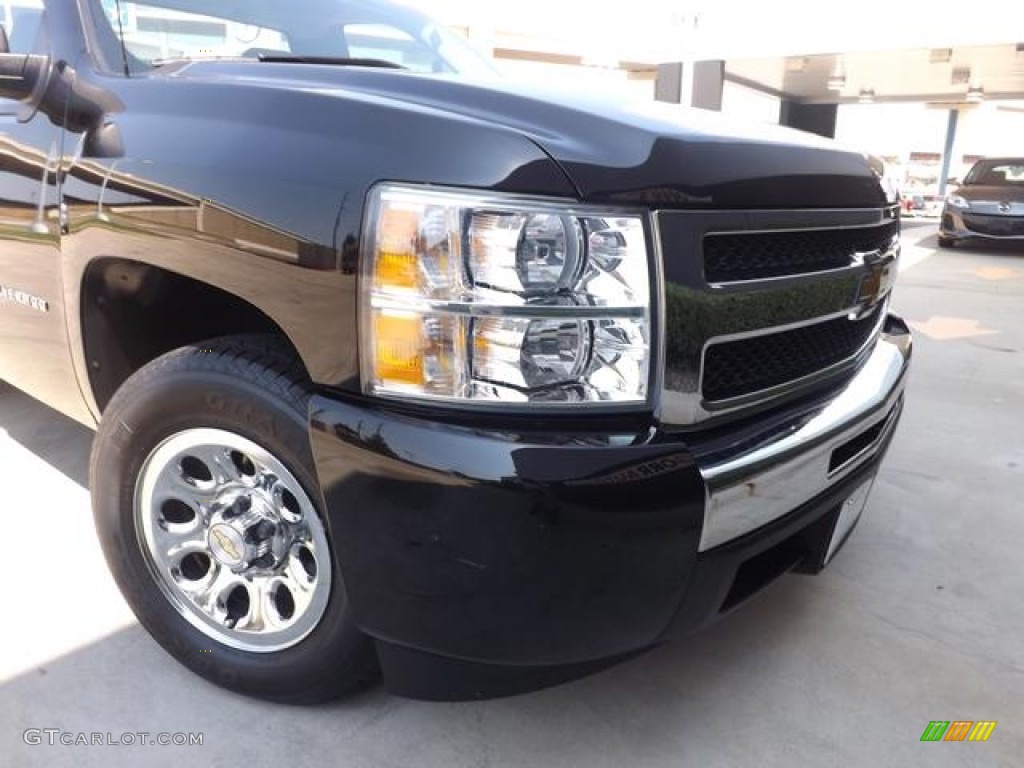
[{"x1": 82, "y1": 259, "x2": 308, "y2": 412}]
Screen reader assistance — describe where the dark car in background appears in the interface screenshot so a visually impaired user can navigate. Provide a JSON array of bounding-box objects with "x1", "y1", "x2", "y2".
[{"x1": 940, "y1": 157, "x2": 1024, "y2": 247}]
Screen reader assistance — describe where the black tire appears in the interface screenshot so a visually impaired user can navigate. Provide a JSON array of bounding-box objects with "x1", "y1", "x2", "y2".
[
  {"x1": 937, "y1": 237, "x2": 955, "y2": 248},
  {"x1": 90, "y1": 335, "x2": 378, "y2": 703}
]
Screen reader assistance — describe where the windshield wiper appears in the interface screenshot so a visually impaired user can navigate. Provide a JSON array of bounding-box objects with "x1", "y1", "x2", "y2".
[
  {"x1": 150, "y1": 54, "x2": 408, "y2": 70},
  {"x1": 256, "y1": 54, "x2": 406, "y2": 70}
]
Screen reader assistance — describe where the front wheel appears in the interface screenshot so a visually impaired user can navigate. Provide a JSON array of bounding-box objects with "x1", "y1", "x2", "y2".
[
  {"x1": 937, "y1": 236, "x2": 956, "y2": 248},
  {"x1": 90, "y1": 335, "x2": 378, "y2": 703}
]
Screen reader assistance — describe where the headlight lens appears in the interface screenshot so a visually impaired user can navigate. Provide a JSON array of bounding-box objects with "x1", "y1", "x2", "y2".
[
  {"x1": 946, "y1": 194, "x2": 970, "y2": 209},
  {"x1": 360, "y1": 184, "x2": 651, "y2": 407}
]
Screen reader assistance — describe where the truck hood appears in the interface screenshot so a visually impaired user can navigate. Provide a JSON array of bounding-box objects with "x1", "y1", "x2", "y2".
[{"x1": 169, "y1": 63, "x2": 888, "y2": 209}]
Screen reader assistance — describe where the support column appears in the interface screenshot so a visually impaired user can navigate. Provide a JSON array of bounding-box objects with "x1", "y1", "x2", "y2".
[
  {"x1": 655, "y1": 62, "x2": 683, "y2": 104},
  {"x1": 938, "y1": 109, "x2": 959, "y2": 197},
  {"x1": 655, "y1": 60, "x2": 724, "y2": 111},
  {"x1": 691, "y1": 60, "x2": 724, "y2": 110},
  {"x1": 779, "y1": 101, "x2": 838, "y2": 139}
]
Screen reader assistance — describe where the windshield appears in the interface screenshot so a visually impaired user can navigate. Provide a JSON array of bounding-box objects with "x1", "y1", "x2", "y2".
[
  {"x1": 963, "y1": 159, "x2": 1024, "y2": 187},
  {"x1": 90, "y1": 0, "x2": 497, "y2": 77}
]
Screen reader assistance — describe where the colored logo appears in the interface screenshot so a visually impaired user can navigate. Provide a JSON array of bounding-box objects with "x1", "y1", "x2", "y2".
[
  {"x1": 920, "y1": 721, "x2": 997, "y2": 742},
  {"x1": 209, "y1": 525, "x2": 244, "y2": 565},
  {"x1": 855, "y1": 258, "x2": 895, "y2": 307}
]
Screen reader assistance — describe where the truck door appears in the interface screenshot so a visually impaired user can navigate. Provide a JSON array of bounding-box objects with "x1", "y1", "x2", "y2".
[{"x1": 0, "y1": 7, "x2": 90, "y2": 423}]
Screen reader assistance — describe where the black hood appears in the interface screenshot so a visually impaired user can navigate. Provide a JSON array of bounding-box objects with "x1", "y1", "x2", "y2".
[
  {"x1": 386, "y1": 78, "x2": 887, "y2": 210},
  {"x1": 163, "y1": 62, "x2": 888, "y2": 209}
]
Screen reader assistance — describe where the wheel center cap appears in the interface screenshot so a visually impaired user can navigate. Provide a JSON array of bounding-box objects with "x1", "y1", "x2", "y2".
[{"x1": 208, "y1": 523, "x2": 246, "y2": 567}]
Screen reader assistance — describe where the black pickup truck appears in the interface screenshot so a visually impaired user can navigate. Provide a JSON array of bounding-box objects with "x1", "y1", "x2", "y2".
[{"x1": 0, "y1": 0, "x2": 911, "y2": 702}]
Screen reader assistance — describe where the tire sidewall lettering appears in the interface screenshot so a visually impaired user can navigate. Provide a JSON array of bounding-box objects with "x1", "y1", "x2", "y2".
[{"x1": 204, "y1": 391, "x2": 278, "y2": 439}]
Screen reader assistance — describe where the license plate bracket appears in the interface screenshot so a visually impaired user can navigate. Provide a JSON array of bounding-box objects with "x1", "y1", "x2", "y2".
[{"x1": 825, "y1": 475, "x2": 875, "y2": 564}]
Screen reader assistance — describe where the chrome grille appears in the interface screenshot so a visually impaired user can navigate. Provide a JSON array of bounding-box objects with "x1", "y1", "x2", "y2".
[
  {"x1": 962, "y1": 213, "x2": 1024, "y2": 237},
  {"x1": 656, "y1": 207, "x2": 899, "y2": 425},
  {"x1": 704, "y1": 221, "x2": 899, "y2": 282},
  {"x1": 702, "y1": 306, "x2": 882, "y2": 402}
]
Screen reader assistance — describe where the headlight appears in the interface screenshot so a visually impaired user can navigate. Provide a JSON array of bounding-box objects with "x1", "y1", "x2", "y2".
[
  {"x1": 360, "y1": 184, "x2": 652, "y2": 407},
  {"x1": 946, "y1": 194, "x2": 970, "y2": 209}
]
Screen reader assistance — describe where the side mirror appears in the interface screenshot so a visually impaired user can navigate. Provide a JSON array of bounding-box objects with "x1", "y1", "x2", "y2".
[
  {"x1": 0, "y1": 51, "x2": 48, "y2": 101},
  {"x1": 0, "y1": 52, "x2": 122, "y2": 141},
  {"x1": 0, "y1": 20, "x2": 122, "y2": 155}
]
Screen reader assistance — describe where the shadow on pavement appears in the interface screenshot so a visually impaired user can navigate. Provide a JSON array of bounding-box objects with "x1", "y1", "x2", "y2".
[
  {"x1": 0, "y1": 382, "x2": 93, "y2": 487},
  {"x1": 0, "y1": 577, "x2": 822, "y2": 768},
  {"x1": 931, "y1": 236, "x2": 1024, "y2": 257}
]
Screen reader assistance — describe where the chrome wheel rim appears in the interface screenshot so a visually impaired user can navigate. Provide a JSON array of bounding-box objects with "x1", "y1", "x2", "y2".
[{"x1": 135, "y1": 428, "x2": 331, "y2": 653}]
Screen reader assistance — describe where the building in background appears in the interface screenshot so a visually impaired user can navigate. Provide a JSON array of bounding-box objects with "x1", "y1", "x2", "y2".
[
  {"x1": 415, "y1": 0, "x2": 1024, "y2": 191},
  {"x1": 3, "y1": 0, "x2": 1020, "y2": 183}
]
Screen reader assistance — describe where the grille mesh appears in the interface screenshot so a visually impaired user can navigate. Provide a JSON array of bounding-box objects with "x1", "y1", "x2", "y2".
[
  {"x1": 702, "y1": 307, "x2": 881, "y2": 402},
  {"x1": 704, "y1": 222, "x2": 898, "y2": 282},
  {"x1": 962, "y1": 213, "x2": 1024, "y2": 237}
]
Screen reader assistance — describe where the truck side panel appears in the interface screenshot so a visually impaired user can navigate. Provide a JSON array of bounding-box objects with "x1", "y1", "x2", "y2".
[{"x1": 0, "y1": 105, "x2": 94, "y2": 424}]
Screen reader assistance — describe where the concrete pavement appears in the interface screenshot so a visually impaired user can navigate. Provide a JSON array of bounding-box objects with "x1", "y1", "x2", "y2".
[{"x1": 1, "y1": 222, "x2": 1021, "y2": 767}]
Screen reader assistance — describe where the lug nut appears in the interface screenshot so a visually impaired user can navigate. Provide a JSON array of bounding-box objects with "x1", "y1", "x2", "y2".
[
  {"x1": 245, "y1": 519, "x2": 277, "y2": 544},
  {"x1": 249, "y1": 553, "x2": 276, "y2": 569},
  {"x1": 223, "y1": 495, "x2": 251, "y2": 520}
]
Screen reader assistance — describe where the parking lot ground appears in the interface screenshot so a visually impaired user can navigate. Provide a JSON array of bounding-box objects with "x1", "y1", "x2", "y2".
[{"x1": 1, "y1": 222, "x2": 1022, "y2": 768}]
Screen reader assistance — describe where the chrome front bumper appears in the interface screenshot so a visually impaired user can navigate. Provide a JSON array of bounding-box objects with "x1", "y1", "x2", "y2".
[{"x1": 697, "y1": 315, "x2": 912, "y2": 552}]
